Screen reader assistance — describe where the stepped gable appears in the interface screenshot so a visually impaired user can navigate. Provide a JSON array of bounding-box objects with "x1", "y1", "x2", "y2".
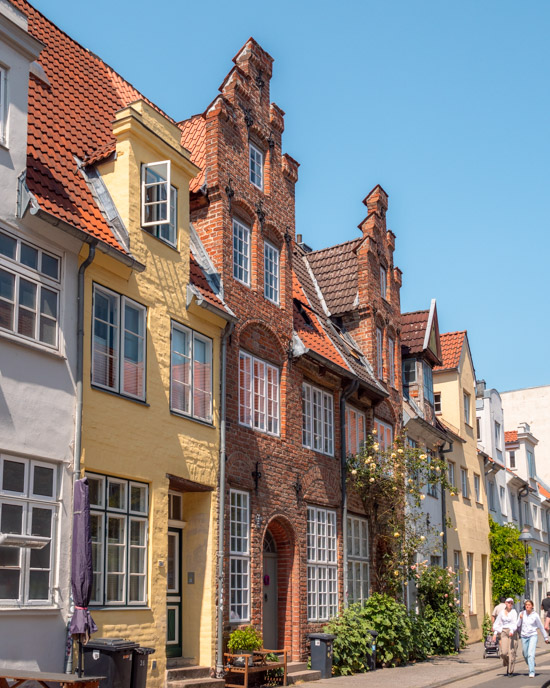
[
  {"x1": 306, "y1": 238, "x2": 362, "y2": 315},
  {"x1": 401, "y1": 310, "x2": 429, "y2": 354},
  {"x1": 434, "y1": 331, "x2": 466, "y2": 371}
]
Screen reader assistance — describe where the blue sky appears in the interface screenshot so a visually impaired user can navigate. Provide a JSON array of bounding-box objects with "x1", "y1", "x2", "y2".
[{"x1": 31, "y1": 0, "x2": 550, "y2": 393}]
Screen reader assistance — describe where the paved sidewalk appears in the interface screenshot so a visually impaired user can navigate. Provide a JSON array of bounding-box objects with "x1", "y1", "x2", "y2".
[{"x1": 314, "y1": 642, "x2": 550, "y2": 688}]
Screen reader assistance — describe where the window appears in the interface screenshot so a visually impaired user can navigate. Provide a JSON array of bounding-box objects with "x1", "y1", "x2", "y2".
[
  {"x1": 0, "y1": 456, "x2": 58, "y2": 605},
  {"x1": 249, "y1": 143, "x2": 263, "y2": 190},
  {"x1": 494, "y1": 421, "x2": 501, "y2": 449},
  {"x1": 427, "y1": 451, "x2": 438, "y2": 498},
  {"x1": 434, "y1": 392, "x2": 441, "y2": 414},
  {"x1": 527, "y1": 451, "x2": 536, "y2": 478},
  {"x1": 302, "y1": 383, "x2": 334, "y2": 455},
  {"x1": 461, "y1": 468, "x2": 469, "y2": 499},
  {"x1": 87, "y1": 473, "x2": 148, "y2": 606},
  {"x1": 423, "y1": 363, "x2": 434, "y2": 405},
  {"x1": 171, "y1": 323, "x2": 213, "y2": 422},
  {"x1": 524, "y1": 501, "x2": 530, "y2": 525},
  {"x1": 0, "y1": 229, "x2": 60, "y2": 348},
  {"x1": 141, "y1": 161, "x2": 171, "y2": 228},
  {"x1": 448, "y1": 461, "x2": 455, "y2": 487},
  {"x1": 264, "y1": 241, "x2": 279, "y2": 304},
  {"x1": 509, "y1": 451, "x2": 516, "y2": 469},
  {"x1": 307, "y1": 507, "x2": 337, "y2": 621},
  {"x1": 229, "y1": 490, "x2": 250, "y2": 622},
  {"x1": 454, "y1": 551, "x2": 461, "y2": 601},
  {"x1": 347, "y1": 515, "x2": 369, "y2": 604},
  {"x1": 376, "y1": 327, "x2": 383, "y2": 378},
  {"x1": 510, "y1": 490, "x2": 517, "y2": 520},
  {"x1": 380, "y1": 266, "x2": 387, "y2": 299},
  {"x1": 92, "y1": 285, "x2": 147, "y2": 401},
  {"x1": 476, "y1": 417, "x2": 481, "y2": 440},
  {"x1": 402, "y1": 359, "x2": 416, "y2": 394},
  {"x1": 239, "y1": 352, "x2": 279, "y2": 435},
  {"x1": 148, "y1": 186, "x2": 177, "y2": 247},
  {"x1": 466, "y1": 552, "x2": 474, "y2": 611},
  {"x1": 487, "y1": 480, "x2": 495, "y2": 511},
  {"x1": 430, "y1": 555, "x2": 442, "y2": 567},
  {"x1": 474, "y1": 474, "x2": 481, "y2": 503},
  {"x1": 0, "y1": 66, "x2": 6, "y2": 146},
  {"x1": 388, "y1": 337, "x2": 395, "y2": 387},
  {"x1": 463, "y1": 391, "x2": 471, "y2": 425},
  {"x1": 533, "y1": 504, "x2": 538, "y2": 529},
  {"x1": 345, "y1": 406, "x2": 366, "y2": 457},
  {"x1": 500, "y1": 486, "x2": 506, "y2": 515},
  {"x1": 232, "y1": 218, "x2": 250, "y2": 286},
  {"x1": 374, "y1": 418, "x2": 393, "y2": 451}
]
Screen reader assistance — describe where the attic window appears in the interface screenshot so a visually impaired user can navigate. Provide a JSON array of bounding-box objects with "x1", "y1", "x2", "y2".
[
  {"x1": 142, "y1": 161, "x2": 171, "y2": 228},
  {"x1": 295, "y1": 300, "x2": 313, "y2": 327}
]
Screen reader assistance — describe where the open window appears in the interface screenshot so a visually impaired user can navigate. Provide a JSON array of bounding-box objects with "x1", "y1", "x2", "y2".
[{"x1": 142, "y1": 161, "x2": 171, "y2": 228}]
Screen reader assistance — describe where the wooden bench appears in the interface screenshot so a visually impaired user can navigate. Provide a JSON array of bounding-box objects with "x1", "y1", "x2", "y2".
[
  {"x1": 224, "y1": 649, "x2": 287, "y2": 688},
  {"x1": 0, "y1": 670, "x2": 103, "y2": 688}
]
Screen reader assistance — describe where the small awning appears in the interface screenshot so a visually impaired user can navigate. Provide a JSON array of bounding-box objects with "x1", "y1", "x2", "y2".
[{"x1": 167, "y1": 473, "x2": 214, "y2": 493}]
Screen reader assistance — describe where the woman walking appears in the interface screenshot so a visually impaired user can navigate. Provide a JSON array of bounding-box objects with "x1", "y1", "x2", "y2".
[
  {"x1": 518, "y1": 599, "x2": 550, "y2": 677},
  {"x1": 492, "y1": 598, "x2": 519, "y2": 675}
]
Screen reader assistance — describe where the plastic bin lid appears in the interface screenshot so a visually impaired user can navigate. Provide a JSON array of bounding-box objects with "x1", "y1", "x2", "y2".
[
  {"x1": 84, "y1": 638, "x2": 140, "y2": 650},
  {"x1": 307, "y1": 633, "x2": 336, "y2": 641},
  {"x1": 134, "y1": 647, "x2": 156, "y2": 655}
]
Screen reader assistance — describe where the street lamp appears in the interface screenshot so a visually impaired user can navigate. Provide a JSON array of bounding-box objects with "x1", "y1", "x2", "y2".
[{"x1": 519, "y1": 525, "x2": 532, "y2": 602}]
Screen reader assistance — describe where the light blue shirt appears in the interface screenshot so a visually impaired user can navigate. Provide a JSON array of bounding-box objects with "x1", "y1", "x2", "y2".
[{"x1": 519, "y1": 610, "x2": 548, "y2": 639}]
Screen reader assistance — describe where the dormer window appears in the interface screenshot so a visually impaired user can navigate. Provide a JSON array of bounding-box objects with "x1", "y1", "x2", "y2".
[
  {"x1": 142, "y1": 160, "x2": 171, "y2": 228},
  {"x1": 249, "y1": 143, "x2": 263, "y2": 190},
  {"x1": 0, "y1": 66, "x2": 7, "y2": 146}
]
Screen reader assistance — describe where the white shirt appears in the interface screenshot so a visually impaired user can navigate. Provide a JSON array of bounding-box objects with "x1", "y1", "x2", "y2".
[
  {"x1": 519, "y1": 610, "x2": 548, "y2": 639},
  {"x1": 493, "y1": 608, "x2": 518, "y2": 634}
]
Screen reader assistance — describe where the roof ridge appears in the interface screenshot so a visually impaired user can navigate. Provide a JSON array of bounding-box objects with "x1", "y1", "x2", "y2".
[
  {"x1": 402, "y1": 309, "x2": 429, "y2": 317},
  {"x1": 440, "y1": 330, "x2": 467, "y2": 337},
  {"x1": 308, "y1": 236, "x2": 362, "y2": 255}
]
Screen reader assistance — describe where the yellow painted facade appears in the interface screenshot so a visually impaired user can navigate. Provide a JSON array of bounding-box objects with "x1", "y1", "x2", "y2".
[
  {"x1": 434, "y1": 340, "x2": 491, "y2": 643},
  {"x1": 80, "y1": 102, "x2": 226, "y2": 684}
]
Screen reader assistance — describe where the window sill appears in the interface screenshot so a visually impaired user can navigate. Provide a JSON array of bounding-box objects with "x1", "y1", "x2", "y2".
[
  {"x1": 0, "y1": 606, "x2": 62, "y2": 614},
  {"x1": 170, "y1": 410, "x2": 214, "y2": 428},
  {"x1": 233, "y1": 277, "x2": 251, "y2": 289},
  {"x1": 91, "y1": 385, "x2": 150, "y2": 407},
  {"x1": 302, "y1": 445, "x2": 334, "y2": 459},
  {"x1": 90, "y1": 606, "x2": 151, "y2": 611},
  {"x1": 0, "y1": 329, "x2": 66, "y2": 360},
  {"x1": 463, "y1": 496, "x2": 471, "y2": 503},
  {"x1": 238, "y1": 421, "x2": 280, "y2": 439}
]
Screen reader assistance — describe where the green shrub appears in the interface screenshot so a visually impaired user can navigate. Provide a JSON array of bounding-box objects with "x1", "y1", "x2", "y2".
[
  {"x1": 408, "y1": 610, "x2": 432, "y2": 661},
  {"x1": 227, "y1": 626, "x2": 263, "y2": 653},
  {"x1": 361, "y1": 593, "x2": 412, "y2": 667},
  {"x1": 324, "y1": 603, "x2": 371, "y2": 675},
  {"x1": 482, "y1": 613, "x2": 492, "y2": 640}
]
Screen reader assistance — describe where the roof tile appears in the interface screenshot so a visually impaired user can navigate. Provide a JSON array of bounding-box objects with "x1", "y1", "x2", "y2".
[
  {"x1": 306, "y1": 239, "x2": 362, "y2": 315},
  {"x1": 504, "y1": 430, "x2": 518, "y2": 444},
  {"x1": 433, "y1": 331, "x2": 466, "y2": 371},
  {"x1": 401, "y1": 310, "x2": 429, "y2": 354}
]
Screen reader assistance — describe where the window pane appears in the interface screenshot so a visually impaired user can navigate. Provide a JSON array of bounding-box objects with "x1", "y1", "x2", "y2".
[
  {"x1": 40, "y1": 288, "x2": 58, "y2": 319},
  {"x1": 0, "y1": 269, "x2": 14, "y2": 330},
  {"x1": 40, "y1": 253, "x2": 59, "y2": 280},
  {"x1": 193, "y1": 336, "x2": 212, "y2": 421},
  {"x1": 0, "y1": 569, "x2": 20, "y2": 599},
  {"x1": 171, "y1": 327, "x2": 191, "y2": 414},
  {"x1": 108, "y1": 481, "x2": 126, "y2": 510},
  {"x1": 1, "y1": 503, "x2": 23, "y2": 533},
  {"x1": 20, "y1": 243, "x2": 38, "y2": 270},
  {"x1": 130, "y1": 484, "x2": 147, "y2": 514},
  {"x1": 123, "y1": 303, "x2": 145, "y2": 398},
  {"x1": 0, "y1": 545, "x2": 19, "y2": 567},
  {"x1": 30, "y1": 507, "x2": 52, "y2": 537},
  {"x1": 88, "y1": 476, "x2": 104, "y2": 507},
  {"x1": 18, "y1": 279, "x2": 37, "y2": 337},
  {"x1": 0, "y1": 232, "x2": 16, "y2": 259},
  {"x1": 30, "y1": 541, "x2": 50, "y2": 569},
  {"x1": 3, "y1": 460, "x2": 25, "y2": 493},
  {"x1": 33, "y1": 465, "x2": 54, "y2": 498},
  {"x1": 28, "y1": 571, "x2": 49, "y2": 600},
  {"x1": 93, "y1": 289, "x2": 119, "y2": 390}
]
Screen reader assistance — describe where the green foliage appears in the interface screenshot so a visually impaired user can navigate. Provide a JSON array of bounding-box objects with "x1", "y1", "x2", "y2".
[
  {"x1": 227, "y1": 626, "x2": 263, "y2": 653},
  {"x1": 408, "y1": 610, "x2": 431, "y2": 661},
  {"x1": 482, "y1": 613, "x2": 492, "y2": 640},
  {"x1": 488, "y1": 517, "x2": 525, "y2": 603},
  {"x1": 361, "y1": 593, "x2": 413, "y2": 667},
  {"x1": 324, "y1": 603, "x2": 372, "y2": 675}
]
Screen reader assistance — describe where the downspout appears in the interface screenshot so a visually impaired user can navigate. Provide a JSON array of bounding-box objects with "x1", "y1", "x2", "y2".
[
  {"x1": 340, "y1": 379, "x2": 359, "y2": 606},
  {"x1": 216, "y1": 321, "x2": 234, "y2": 676},
  {"x1": 439, "y1": 440, "x2": 454, "y2": 568}
]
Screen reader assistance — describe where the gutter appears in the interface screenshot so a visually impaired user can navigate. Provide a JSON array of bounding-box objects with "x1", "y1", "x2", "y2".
[{"x1": 340, "y1": 379, "x2": 359, "y2": 606}]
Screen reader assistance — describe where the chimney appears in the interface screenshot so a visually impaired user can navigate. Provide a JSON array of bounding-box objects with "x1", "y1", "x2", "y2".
[{"x1": 476, "y1": 380, "x2": 486, "y2": 398}]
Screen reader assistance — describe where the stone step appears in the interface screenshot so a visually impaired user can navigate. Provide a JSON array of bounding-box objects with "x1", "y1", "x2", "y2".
[
  {"x1": 287, "y1": 669, "x2": 322, "y2": 684},
  {"x1": 287, "y1": 662, "x2": 308, "y2": 674},
  {"x1": 165, "y1": 678, "x2": 225, "y2": 688},
  {"x1": 166, "y1": 666, "x2": 211, "y2": 681}
]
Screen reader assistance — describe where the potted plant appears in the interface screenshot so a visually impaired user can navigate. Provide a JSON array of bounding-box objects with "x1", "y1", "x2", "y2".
[{"x1": 227, "y1": 626, "x2": 263, "y2": 666}]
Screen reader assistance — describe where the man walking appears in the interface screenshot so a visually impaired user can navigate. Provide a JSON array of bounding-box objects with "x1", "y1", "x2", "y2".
[
  {"x1": 541, "y1": 591, "x2": 550, "y2": 631},
  {"x1": 493, "y1": 598, "x2": 518, "y2": 676},
  {"x1": 492, "y1": 596, "x2": 507, "y2": 626}
]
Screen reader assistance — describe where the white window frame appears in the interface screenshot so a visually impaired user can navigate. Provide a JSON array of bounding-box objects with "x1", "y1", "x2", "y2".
[
  {"x1": 380, "y1": 265, "x2": 387, "y2": 299},
  {"x1": 307, "y1": 507, "x2": 338, "y2": 621},
  {"x1": 500, "y1": 486, "x2": 506, "y2": 515},
  {"x1": 345, "y1": 406, "x2": 366, "y2": 457},
  {"x1": 388, "y1": 337, "x2": 395, "y2": 387},
  {"x1": 147, "y1": 185, "x2": 177, "y2": 248},
  {"x1": 263, "y1": 240, "x2": 280, "y2": 305},
  {"x1": 461, "y1": 467, "x2": 469, "y2": 499},
  {"x1": 494, "y1": 421, "x2": 501, "y2": 450},
  {"x1": 91, "y1": 285, "x2": 147, "y2": 401},
  {"x1": 229, "y1": 490, "x2": 250, "y2": 622},
  {"x1": 509, "y1": 451, "x2": 516, "y2": 469},
  {"x1": 232, "y1": 218, "x2": 251, "y2": 286},
  {"x1": 239, "y1": 351, "x2": 279, "y2": 436},
  {"x1": 249, "y1": 142, "x2": 264, "y2": 190},
  {"x1": 347, "y1": 515, "x2": 369, "y2": 604},
  {"x1": 87, "y1": 472, "x2": 148, "y2": 607},
  {"x1": 374, "y1": 418, "x2": 393, "y2": 451},
  {"x1": 467, "y1": 552, "x2": 474, "y2": 610},
  {"x1": 487, "y1": 480, "x2": 496, "y2": 511},
  {"x1": 463, "y1": 391, "x2": 471, "y2": 425},
  {"x1": 527, "y1": 450, "x2": 536, "y2": 478},
  {"x1": 474, "y1": 474, "x2": 481, "y2": 503},
  {"x1": 0, "y1": 66, "x2": 7, "y2": 147},
  {"x1": 170, "y1": 322, "x2": 213, "y2": 423},
  {"x1": 376, "y1": 327, "x2": 383, "y2": 378},
  {"x1": 448, "y1": 461, "x2": 455, "y2": 487},
  {"x1": 141, "y1": 160, "x2": 171, "y2": 228},
  {"x1": 302, "y1": 383, "x2": 334, "y2": 456}
]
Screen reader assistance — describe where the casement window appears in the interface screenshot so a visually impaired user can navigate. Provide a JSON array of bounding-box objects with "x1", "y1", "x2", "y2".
[
  {"x1": 347, "y1": 515, "x2": 369, "y2": 604},
  {"x1": 474, "y1": 474, "x2": 481, "y2": 503},
  {"x1": 345, "y1": 406, "x2": 366, "y2": 457},
  {"x1": 463, "y1": 391, "x2": 471, "y2": 425},
  {"x1": 0, "y1": 456, "x2": 58, "y2": 605},
  {"x1": 423, "y1": 363, "x2": 434, "y2": 405},
  {"x1": 170, "y1": 322, "x2": 212, "y2": 422},
  {"x1": 532, "y1": 504, "x2": 538, "y2": 529},
  {"x1": 430, "y1": 555, "x2": 441, "y2": 567},
  {"x1": 239, "y1": 352, "x2": 279, "y2": 435},
  {"x1": 92, "y1": 285, "x2": 146, "y2": 401},
  {"x1": 374, "y1": 418, "x2": 393, "y2": 451},
  {"x1": 509, "y1": 451, "x2": 516, "y2": 469},
  {"x1": 233, "y1": 218, "x2": 250, "y2": 286},
  {"x1": 402, "y1": 358, "x2": 415, "y2": 396},
  {"x1": 148, "y1": 186, "x2": 177, "y2": 247},
  {"x1": 376, "y1": 327, "x2": 383, "y2": 378},
  {"x1": 487, "y1": 480, "x2": 496, "y2": 511},
  {"x1": 264, "y1": 241, "x2": 279, "y2": 304},
  {"x1": 466, "y1": 553, "x2": 474, "y2": 610},
  {"x1": 229, "y1": 490, "x2": 249, "y2": 622},
  {"x1": 434, "y1": 392, "x2": 441, "y2": 414},
  {"x1": 500, "y1": 486, "x2": 506, "y2": 515},
  {"x1": 388, "y1": 337, "x2": 395, "y2": 387},
  {"x1": 142, "y1": 161, "x2": 171, "y2": 228},
  {"x1": 527, "y1": 450, "x2": 536, "y2": 478},
  {"x1": 380, "y1": 266, "x2": 387, "y2": 299},
  {"x1": 0, "y1": 66, "x2": 6, "y2": 146},
  {"x1": 0, "y1": 229, "x2": 60, "y2": 349},
  {"x1": 510, "y1": 490, "x2": 517, "y2": 520},
  {"x1": 453, "y1": 551, "x2": 461, "y2": 600},
  {"x1": 249, "y1": 143, "x2": 264, "y2": 190},
  {"x1": 524, "y1": 501, "x2": 530, "y2": 526},
  {"x1": 87, "y1": 473, "x2": 148, "y2": 606},
  {"x1": 302, "y1": 383, "x2": 334, "y2": 456},
  {"x1": 448, "y1": 461, "x2": 455, "y2": 487},
  {"x1": 494, "y1": 421, "x2": 501, "y2": 449},
  {"x1": 307, "y1": 507, "x2": 337, "y2": 621},
  {"x1": 461, "y1": 468, "x2": 469, "y2": 499}
]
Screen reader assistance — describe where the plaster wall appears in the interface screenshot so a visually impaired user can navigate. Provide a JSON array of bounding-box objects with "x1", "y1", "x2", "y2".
[{"x1": 476, "y1": 389, "x2": 508, "y2": 525}]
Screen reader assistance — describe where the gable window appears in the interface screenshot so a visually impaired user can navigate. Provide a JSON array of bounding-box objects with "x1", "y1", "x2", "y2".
[
  {"x1": 229, "y1": 490, "x2": 250, "y2": 622},
  {"x1": 461, "y1": 468, "x2": 469, "y2": 499},
  {"x1": 423, "y1": 362, "x2": 434, "y2": 405},
  {"x1": 463, "y1": 391, "x2": 471, "y2": 425},
  {"x1": 376, "y1": 327, "x2": 383, "y2": 378},
  {"x1": 374, "y1": 418, "x2": 393, "y2": 451},
  {"x1": 233, "y1": 218, "x2": 250, "y2": 286},
  {"x1": 0, "y1": 229, "x2": 60, "y2": 349},
  {"x1": 307, "y1": 507, "x2": 337, "y2": 621},
  {"x1": 388, "y1": 337, "x2": 395, "y2": 387},
  {"x1": 347, "y1": 515, "x2": 369, "y2": 604},
  {"x1": 92, "y1": 285, "x2": 146, "y2": 401},
  {"x1": 171, "y1": 322, "x2": 212, "y2": 422},
  {"x1": 142, "y1": 161, "x2": 171, "y2": 228},
  {"x1": 0, "y1": 456, "x2": 58, "y2": 605},
  {"x1": 0, "y1": 66, "x2": 6, "y2": 146},
  {"x1": 345, "y1": 406, "x2": 366, "y2": 456},
  {"x1": 249, "y1": 143, "x2": 264, "y2": 190},
  {"x1": 380, "y1": 265, "x2": 387, "y2": 299},
  {"x1": 239, "y1": 352, "x2": 279, "y2": 435},
  {"x1": 87, "y1": 473, "x2": 148, "y2": 606},
  {"x1": 264, "y1": 241, "x2": 279, "y2": 304},
  {"x1": 434, "y1": 392, "x2": 441, "y2": 414},
  {"x1": 302, "y1": 383, "x2": 334, "y2": 456}
]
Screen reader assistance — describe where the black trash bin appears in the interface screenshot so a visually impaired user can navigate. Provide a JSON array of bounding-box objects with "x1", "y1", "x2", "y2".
[
  {"x1": 83, "y1": 638, "x2": 139, "y2": 688},
  {"x1": 308, "y1": 633, "x2": 335, "y2": 679},
  {"x1": 366, "y1": 630, "x2": 378, "y2": 671},
  {"x1": 131, "y1": 647, "x2": 155, "y2": 688}
]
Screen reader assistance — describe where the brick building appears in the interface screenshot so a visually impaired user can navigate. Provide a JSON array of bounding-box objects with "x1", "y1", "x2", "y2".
[{"x1": 180, "y1": 39, "x2": 403, "y2": 661}]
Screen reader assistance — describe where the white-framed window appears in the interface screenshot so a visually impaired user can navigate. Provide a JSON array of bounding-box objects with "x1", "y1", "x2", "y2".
[
  {"x1": 87, "y1": 473, "x2": 148, "y2": 606},
  {"x1": 488, "y1": 480, "x2": 496, "y2": 511},
  {"x1": 380, "y1": 265, "x2": 387, "y2": 299},
  {"x1": 510, "y1": 490, "x2": 517, "y2": 520},
  {"x1": 533, "y1": 504, "x2": 538, "y2": 529},
  {"x1": 423, "y1": 362, "x2": 434, "y2": 405},
  {"x1": 509, "y1": 451, "x2": 516, "y2": 469},
  {"x1": 461, "y1": 468, "x2": 469, "y2": 499},
  {"x1": 142, "y1": 160, "x2": 171, "y2": 228},
  {"x1": 494, "y1": 421, "x2": 501, "y2": 450},
  {"x1": 463, "y1": 391, "x2": 471, "y2": 425},
  {"x1": 0, "y1": 229, "x2": 61, "y2": 349},
  {"x1": 170, "y1": 322, "x2": 213, "y2": 422},
  {"x1": 427, "y1": 451, "x2": 438, "y2": 498},
  {"x1": 448, "y1": 461, "x2": 455, "y2": 487},
  {"x1": 302, "y1": 383, "x2": 334, "y2": 456},
  {"x1": 239, "y1": 351, "x2": 279, "y2": 435},
  {"x1": 264, "y1": 241, "x2": 279, "y2": 304},
  {"x1": 466, "y1": 552, "x2": 474, "y2": 610},
  {"x1": 527, "y1": 451, "x2": 536, "y2": 478},
  {"x1": 500, "y1": 486, "x2": 506, "y2": 515},
  {"x1": 0, "y1": 66, "x2": 7, "y2": 146},
  {"x1": 374, "y1": 418, "x2": 393, "y2": 451},
  {"x1": 307, "y1": 507, "x2": 337, "y2": 621},
  {"x1": 0, "y1": 456, "x2": 58, "y2": 605},
  {"x1": 376, "y1": 327, "x2": 383, "y2": 378},
  {"x1": 147, "y1": 186, "x2": 177, "y2": 247},
  {"x1": 345, "y1": 406, "x2": 366, "y2": 457},
  {"x1": 402, "y1": 359, "x2": 416, "y2": 393},
  {"x1": 347, "y1": 515, "x2": 369, "y2": 604},
  {"x1": 232, "y1": 218, "x2": 250, "y2": 286},
  {"x1": 92, "y1": 285, "x2": 147, "y2": 401},
  {"x1": 249, "y1": 143, "x2": 264, "y2": 190},
  {"x1": 454, "y1": 550, "x2": 462, "y2": 601},
  {"x1": 474, "y1": 474, "x2": 481, "y2": 503},
  {"x1": 388, "y1": 337, "x2": 395, "y2": 387},
  {"x1": 524, "y1": 501, "x2": 530, "y2": 525},
  {"x1": 229, "y1": 490, "x2": 249, "y2": 622}
]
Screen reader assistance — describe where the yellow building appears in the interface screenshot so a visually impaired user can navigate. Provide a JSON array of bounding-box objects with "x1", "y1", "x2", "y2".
[
  {"x1": 79, "y1": 101, "x2": 233, "y2": 682},
  {"x1": 433, "y1": 331, "x2": 491, "y2": 642}
]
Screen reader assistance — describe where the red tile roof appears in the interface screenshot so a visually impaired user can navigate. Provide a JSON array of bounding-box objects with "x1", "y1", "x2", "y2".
[
  {"x1": 433, "y1": 331, "x2": 466, "y2": 371},
  {"x1": 505, "y1": 430, "x2": 518, "y2": 444},
  {"x1": 538, "y1": 483, "x2": 550, "y2": 500},
  {"x1": 179, "y1": 115, "x2": 207, "y2": 193},
  {"x1": 189, "y1": 253, "x2": 228, "y2": 314},
  {"x1": 306, "y1": 238, "x2": 362, "y2": 315},
  {"x1": 401, "y1": 310, "x2": 429, "y2": 354}
]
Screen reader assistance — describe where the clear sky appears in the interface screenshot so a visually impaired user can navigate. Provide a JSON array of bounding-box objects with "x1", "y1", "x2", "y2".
[{"x1": 30, "y1": 0, "x2": 550, "y2": 393}]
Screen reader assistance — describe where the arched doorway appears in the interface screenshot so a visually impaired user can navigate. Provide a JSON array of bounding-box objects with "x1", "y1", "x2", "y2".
[{"x1": 262, "y1": 530, "x2": 278, "y2": 650}]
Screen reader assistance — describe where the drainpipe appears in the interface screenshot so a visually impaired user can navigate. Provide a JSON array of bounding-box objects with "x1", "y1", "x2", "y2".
[
  {"x1": 340, "y1": 379, "x2": 359, "y2": 606},
  {"x1": 216, "y1": 321, "x2": 234, "y2": 677},
  {"x1": 439, "y1": 440, "x2": 454, "y2": 568}
]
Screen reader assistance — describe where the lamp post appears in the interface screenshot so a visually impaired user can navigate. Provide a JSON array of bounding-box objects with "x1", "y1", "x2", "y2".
[{"x1": 519, "y1": 525, "x2": 532, "y2": 602}]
